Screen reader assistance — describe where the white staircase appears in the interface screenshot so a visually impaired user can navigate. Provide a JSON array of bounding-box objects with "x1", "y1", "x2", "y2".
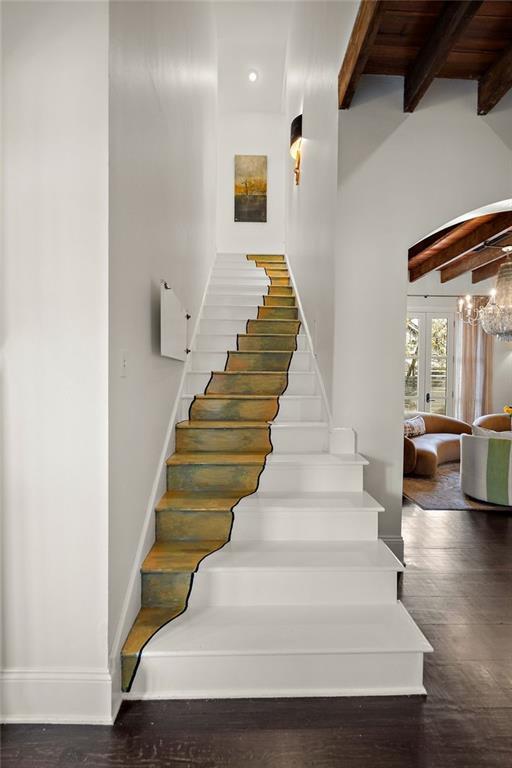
[{"x1": 127, "y1": 252, "x2": 432, "y2": 699}]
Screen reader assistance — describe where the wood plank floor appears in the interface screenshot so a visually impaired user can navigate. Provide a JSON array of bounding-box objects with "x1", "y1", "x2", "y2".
[{"x1": 2, "y1": 500, "x2": 512, "y2": 768}]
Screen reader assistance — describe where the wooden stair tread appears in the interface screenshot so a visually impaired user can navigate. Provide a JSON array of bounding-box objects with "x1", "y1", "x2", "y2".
[
  {"x1": 177, "y1": 420, "x2": 270, "y2": 429},
  {"x1": 142, "y1": 540, "x2": 226, "y2": 572},
  {"x1": 208, "y1": 370, "x2": 288, "y2": 375},
  {"x1": 122, "y1": 607, "x2": 184, "y2": 657},
  {"x1": 193, "y1": 394, "x2": 279, "y2": 400},
  {"x1": 156, "y1": 490, "x2": 241, "y2": 512},
  {"x1": 167, "y1": 451, "x2": 268, "y2": 466}
]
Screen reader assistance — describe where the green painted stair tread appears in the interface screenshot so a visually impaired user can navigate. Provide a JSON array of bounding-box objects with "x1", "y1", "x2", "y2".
[
  {"x1": 226, "y1": 350, "x2": 293, "y2": 372},
  {"x1": 267, "y1": 286, "x2": 294, "y2": 296},
  {"x1": 177, "y1": 420, "x2": 271, "y2": 429},
  {"x1": 193, "y1": 393, "x2": 280, "y2": 400},
  {"x1": 122, "y1": 606, "x2": 184, "y2": 657},
  {"x1": 142, "y1": 539, "x2": 226, "y2": 573},
  {"x1": 156, "y1": 490, "x2": 241, "y2": 512},
  {"x1": 167, "y1": 451, "x2": 268, "y2": 466}
]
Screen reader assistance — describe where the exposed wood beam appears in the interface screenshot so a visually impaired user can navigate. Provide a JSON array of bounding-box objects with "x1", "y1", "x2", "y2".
[
  {"x1": 409, "y1": 212, "x2": 512, "y2": 283},
  {"x1": 472, "y1": 255, "x2": 508, "y2": 284},
  {"x1": 403, "y1": 1, "x2": 483, "y2": 113},
  {"x1": 408, "y1": 223, "x2": 458, "y2": 262},
  {"x1": 440, "y1": 241, "x2": 512, "y2": 283},
  {"x1": 408, "y1": 216, "x2": 489, "y2": 270},
  {"x1": 478, "y1": 41, "x2": 512, "y2": 115},
  {"x1": 338, "y1": 1, "x2": 385, "y2": 110}
]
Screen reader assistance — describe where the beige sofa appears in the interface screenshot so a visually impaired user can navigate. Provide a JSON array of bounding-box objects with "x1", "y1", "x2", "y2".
[
  {"x1": 473, "y1": 413, "x2": 512, "y2": 432},
  {"x1": 404, "y1": 413, "x2": 472, "y2": 478}
]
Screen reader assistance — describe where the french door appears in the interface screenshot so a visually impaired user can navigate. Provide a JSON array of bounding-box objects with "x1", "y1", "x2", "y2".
[{"x1": 404, "y1": 312, "x2": 455, "y2": 416}]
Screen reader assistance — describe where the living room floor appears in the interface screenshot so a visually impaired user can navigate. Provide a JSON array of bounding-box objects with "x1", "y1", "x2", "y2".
[{"x1": 2, "y1": 500, "x2": 512, "y2": 768}]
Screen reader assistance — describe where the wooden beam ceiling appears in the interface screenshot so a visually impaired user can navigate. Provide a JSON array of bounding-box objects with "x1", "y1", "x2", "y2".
[
  {"x1": 338, "y1": 1, "x2": 384, "y2": 109},
  {"x1": 440, "y1": 238, "x2": 512, "y2": 282},
  {"x1": 404, "y1": 1, "x2": 483, "y2": 112},
  {"x1": 338, "y1": 1, "x2": 512, "y2": 114},
  {"x1": 472, "y1": 253, "x2": 509, "y2": 283},
  {"x1": 408, "y1": 212, "x2": 512, "y2": 282},
  {"x1": 478, "y1": 41, "x2": 512, "y2": 114}
]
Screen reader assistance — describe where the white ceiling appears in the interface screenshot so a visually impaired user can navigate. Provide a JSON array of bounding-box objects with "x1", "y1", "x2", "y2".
[{"x1": 215, "y1": 2, "x2": 293, "y2": 114}]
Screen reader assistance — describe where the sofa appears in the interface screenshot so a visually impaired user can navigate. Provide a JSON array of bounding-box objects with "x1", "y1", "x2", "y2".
[
  {"x1": 473, "y1": 413, "x2": 512, "y2": 432},
  {"x1": 404, "y1": 413, "x2": 472, "y2": 477},
  {"x1": 461, "y1": 430, "x2": 512, "y2": 506}
]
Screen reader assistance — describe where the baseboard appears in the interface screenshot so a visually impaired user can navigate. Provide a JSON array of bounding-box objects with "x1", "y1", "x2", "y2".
[
  {"x1": 381, "y1": 535, "x2": 404, "y2": 563},
  {"x1": 0, "y1": 668, "x2": 114, "y2": 725}
]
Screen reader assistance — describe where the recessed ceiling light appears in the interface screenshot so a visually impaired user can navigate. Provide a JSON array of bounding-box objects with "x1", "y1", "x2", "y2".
[{"x1": 248, "y1": 70, "x2": 258, "y2": 83}]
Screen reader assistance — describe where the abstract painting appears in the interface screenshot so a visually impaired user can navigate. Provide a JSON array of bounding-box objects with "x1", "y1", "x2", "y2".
[{"x1": 234, "y1": 154, "x2": 267, "y2": 223}]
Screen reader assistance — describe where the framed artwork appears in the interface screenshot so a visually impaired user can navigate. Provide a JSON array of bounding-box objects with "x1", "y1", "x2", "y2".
[{"x1": 234, "y1": 154, "x2": 267, "y2": 223}]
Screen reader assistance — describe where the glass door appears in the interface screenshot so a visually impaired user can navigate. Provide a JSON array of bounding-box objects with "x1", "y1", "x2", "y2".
[{"x1": 404, "y1": 312, "x2": 454, "y2": 415}]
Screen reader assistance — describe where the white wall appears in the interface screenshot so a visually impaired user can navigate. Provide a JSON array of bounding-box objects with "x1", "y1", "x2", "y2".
[
  {"x1": 108, "y1": 0, "x2": 217, "y2": 690},
  {"x1": 1, "y1": 1, "x2": 110, "y2": 722},
  {"x1": 285, "y1": 1, "x2": 358, "y2": 406},
  {"x1": 334, "y1": 77, "x2": 512, "y2": 558},
  {"x1": 216, "y1": 111, "x2": 285, "y2": 254}
]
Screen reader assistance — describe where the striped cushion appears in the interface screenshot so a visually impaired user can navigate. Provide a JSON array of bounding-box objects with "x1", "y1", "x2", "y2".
[{"x1": 460, "y1": 435, "x2": 512, "y2": 506}]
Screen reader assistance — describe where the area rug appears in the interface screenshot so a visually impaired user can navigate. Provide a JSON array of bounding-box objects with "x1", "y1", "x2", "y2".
[{"x1": 403, "y1": 462, "x2": 512, "y2": 511}]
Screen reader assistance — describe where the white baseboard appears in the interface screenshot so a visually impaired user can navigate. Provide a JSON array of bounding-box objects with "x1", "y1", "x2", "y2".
[{"x1": 0, "y1": 668, "x2": 114, "y2": 725}]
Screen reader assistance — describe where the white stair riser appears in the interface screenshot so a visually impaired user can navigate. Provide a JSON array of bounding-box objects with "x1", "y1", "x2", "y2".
[
  {"x1": 208, "y1": 285, "x2": 275, "y2": 296},
  {"x1": 194, "y1": 334, "x2": 308, "y2": 352},
  {"x1": 190, "y1": 352, "x2": 312, "y2": 373},
  {"x1": 206, "y1": 295, "x2": 263, "y2": 307},
  {"x1": 127, "y1": 652, "x2": 425, "y2": 699},
  {"x1": 210, "y1": 278, "x2": 270, "y2": 288},
  {"x1": 273, "y1": 396, "x2": 323, "y2": 421},
  {"x1": 270, "y1": 424, "x2": 328, "y2": 452},
  {"x1": 190, "y1": 569, "x2": 398, "y2": 607},
  {"x1": 212, "y1": 268, "x2": 267, "y2": 278},
  {"x1": 199, "y1": 319, "x2": 248, "y2": 335},
  {"x1": 203, "y1": 306, "x2": 259, "y2": 320},
  {"x1": 258, "y1": 463, "x2": 363, "y2": 493},
  {"x1": 194, "y1": 334, "x2": 239, "y2": 352},
  {"x1": 230, "y1": 509, "x2": 379, "y2": 541},
  {"x1": 184, "y1": 372, "x2": 318, "y2": 396}
]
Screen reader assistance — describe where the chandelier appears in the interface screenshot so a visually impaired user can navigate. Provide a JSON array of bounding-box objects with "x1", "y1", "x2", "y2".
[
  {"x1": 458, "y1": 246, "x2": 512, "y2": 341},
  {"x1": 480, "y1": 249, "x2": 512, "y2": 341}
]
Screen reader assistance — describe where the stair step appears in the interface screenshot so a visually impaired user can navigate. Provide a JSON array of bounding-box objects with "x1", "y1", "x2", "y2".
[
  {"x1": 187, "y1": 394, "x2": 279, "y2": 422},
  {"x1": 270, "y1": 421, "x2": 329, "y2": 452},
  {"x1": 126, "y1": 603, "x2": 432, "y2": 699},
  {"x1": 258, "y1": 452, "x2": 367, "y2": 493},
  {"x1": 247, "y1": 319, "x2": 301, "y2": 335},
  {"x1": 262, "y1": 295, "x2": 296, "y2": 306},
  {"x1": 184, "y1": 541, "x2": 403, "y2": 607},
  {"x1": 202, "y1": 305, "x2": 259, "y2": 320},
  {"x1": 176, "y1": 420, "x2": 272, "y2": 453},
  {"x1": 237, "y1": 334, "x2": 301, "y2": 351},
  {"x1": 166, "y1": 451, "x2": 267, "y2": 493},
  {"x1": 247, "y1": 254, "x2": 285, "y2": 262},
  {"x1": 187, "y1": 370, "x2": 317, "y2": 396},
  {"x1": 232, "y1": 491, "x2": 382, "y2": 540},
  {"x1": 257, "y1": 306, "x2": 298, "y2": 320},
  {"x1": 268, "y1": 286, "x2": 293, "y2": 296},
  {"x1": 191, "y1": 350, "x2": 308, "y2": 373}
]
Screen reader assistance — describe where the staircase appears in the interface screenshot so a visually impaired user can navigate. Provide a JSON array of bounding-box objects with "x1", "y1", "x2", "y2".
[{"x1": 121, "y1": 252, "x2": 432, "y2": 697}]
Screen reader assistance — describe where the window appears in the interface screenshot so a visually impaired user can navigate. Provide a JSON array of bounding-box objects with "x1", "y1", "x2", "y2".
[{"x1": 404, "y1": 312, "x2": 454, "y2": 415}]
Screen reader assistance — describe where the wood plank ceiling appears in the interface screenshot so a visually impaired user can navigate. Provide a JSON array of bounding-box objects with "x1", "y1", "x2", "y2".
[
  {"x1": 408, "y1": 211, "x2": 512, "y2": 283},
  {"x1": 338, "y1": 1, "x2": 512, "y2": 113}
]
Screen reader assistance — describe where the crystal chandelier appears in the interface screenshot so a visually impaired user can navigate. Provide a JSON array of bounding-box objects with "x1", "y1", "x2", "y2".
[
  {"x1": 457, "y1": 246, "x2": 512, "y2": 340},
  {"x1": 479, "y1": 247, "x2": 512, "y2": 342}
]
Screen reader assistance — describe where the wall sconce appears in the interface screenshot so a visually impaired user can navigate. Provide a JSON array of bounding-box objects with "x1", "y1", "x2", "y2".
[{"x1": 290, "y1": 114, "x2": 302, "y2": 185}]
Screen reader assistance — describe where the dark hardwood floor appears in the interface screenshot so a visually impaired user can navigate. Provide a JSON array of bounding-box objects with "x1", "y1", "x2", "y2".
[{"x1": 2, "y1": 500, "x2": 512, "y2": 768}]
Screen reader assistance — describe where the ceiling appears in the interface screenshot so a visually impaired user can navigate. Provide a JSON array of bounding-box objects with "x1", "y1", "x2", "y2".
[
  {"x1": 215, "y1": 2, "x2": 292, "y2": 114},
  {"x1": 338, "y1": 1, "x2": 512, "y2": 113},
  {"x1": 408, "y1": 209, "x2": 512, "y2": 284}
]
